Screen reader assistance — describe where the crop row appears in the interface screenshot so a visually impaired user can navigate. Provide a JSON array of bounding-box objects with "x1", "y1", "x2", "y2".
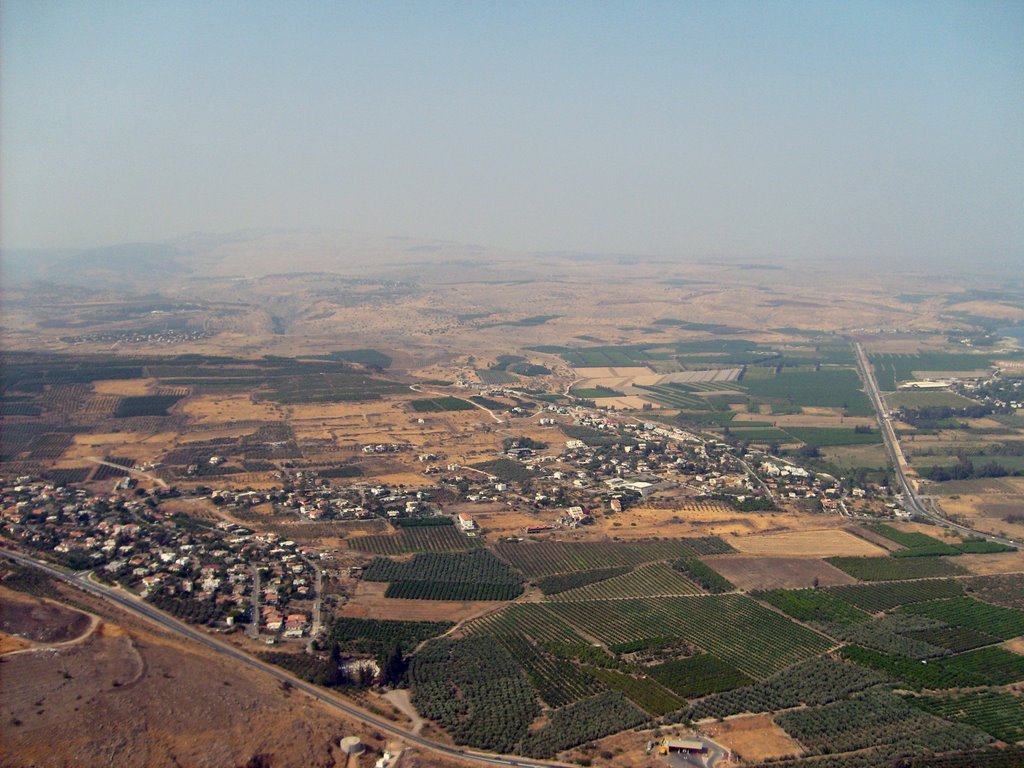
[
  {"x1": 327, "y1": 617, "x2": 452, "y2": 656},
  {"x1": 840, "y1": 644, "x2": 1024, "y2": 689},
  {"x1": 583, "y1": 666, "x2": 684, "y2": 716},
  {"x1": 517, "y1": 691, "x2": 648, "y2": 759},
  {"x1": 674, "y1": 656, "x2": 887, "y2": 722},
  {"x1": 385, "y1": 580, "x2": 521, "y2": 601},
  {"x1": 754, "y1": 588, "x2": 871, "y2": 625},
  {"x1": 498, "y1": 634, "x2": 602, "y2": 708},
  {"x1": 827, "y1": 578, "x2": 965, "y2": 612},
  {"x1": 494, "y1": 537, "x2": 733, "y2": 578},
  {"x1": 775, "y1": 689, "x2": 991, "y2": 757},
  {"x1": 348, "y1": 525, "x2": 479, "y2": 555},
  {"x1": 647, "y1": 653, "x2": 753, "y2": 698},
  {"x1": 826, "y1": 555, "x2": 967, "y2": 581},
  {"x1": 906, "y1": 691, "x2": 1024, "y2": 744},
  {"x1": 363, "y1": 550, "x2": 521, "y2": 585},
  {"x1": 463, "y1": 604, "x2": 592, "y2": 645},
  {"x1": 671, "y1": 558, "x2": 734, "y2": 592},
  {"x1": 901, "y1": 597, "x2": 1024, "y2": 640},
  {"x1": 546, "y1": 562, "x2": 701, "y2": 601},
  {"x1": 545, "y1": 595, "x2": 834, "y2": 680},
  {"x1": 535, "y1": 567, "x2": 631, "y2": 595}
]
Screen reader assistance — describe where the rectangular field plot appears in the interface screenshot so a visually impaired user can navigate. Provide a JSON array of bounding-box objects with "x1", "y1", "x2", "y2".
[
  {"x1": 826, "y1": 556, "x2": 968, "y2": 581},
  {"x1": 784, "y1": 427, "x2": 883, "y2": 447},
  {"x1": 409, "y1": 396, "x2": 476, "y2": 412},
  {"x1": 648, "y1": 654, "x2": 753, "y2": 698},
  {"x1": 827, "y1": 579, "x2": 965, "y2": 612},
  {"x1": 906, "y1": 691, "x2": 1024, "y2": 744},
  {"x1": 901, "y1": 597, "x2": 1024, "y2": 640},
  {"x1": 841, "y1": 644, "x2": 1024, "y2": 689},
  {"x1": 462, "y1": 603, "x2": 594, "y2": 645},
  {"x1": 741, "y1": 368, "x2": 873, "y2": 416},
  {"x1": 545, "y1": 562, "x2": 701, "y2": 601},
  {"x1": 546, "y1": 595, "x2": 835, "y2": 679},
  {"x1": 584, "y1": 666, "x2": 685, "y2": 716},
  {"x1": 754, "y1": 588, "x2": 872, "y2": 624},
  {"x1": 730, "y1": 529, "x2": 887, "y2": 558},
  {"x1": 494, "y1": 537, "x2": 733, "y2": 578},
  {"x1": 347, "y1": 525, "x2": 480, "y2": 554}
]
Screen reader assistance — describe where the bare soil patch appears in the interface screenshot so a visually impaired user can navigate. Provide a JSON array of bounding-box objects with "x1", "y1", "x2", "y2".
[
  {"x1": 1003, "y1": 637, "x2": 1024, "y2": 656},
  {"x1": 849, "y1": 526, "x2": 905, "y2": 552},
  {"x1": 342, "y1": 581, "x2": 504, "y2": 622},
  {"x1": 0, "y1": 590, "x2": 381, "y2": 768},
  {"x1": 730, "y1": 529, "x2": 887, "y2": 558},
  {"x1": 704, "y1": 714, "x2": 804, "y2": 763},
  {"x1": 704, "y1": 555, "x2": 858, "y2": 591},
  {"x1": 0, "y1": 588, "x2": 93, "y2": 644}
]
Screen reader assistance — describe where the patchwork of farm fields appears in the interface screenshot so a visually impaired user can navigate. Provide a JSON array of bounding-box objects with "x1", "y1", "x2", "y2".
[
  {"x1": 494, "y1": 537, "x2": 733, "y2": 577},
  {"x1": 347, "y1": 524, "x2": 480, "y2": 554},
  {"x1": 545, "y1": 595, "x2": 835, "y2": 679},
  {"x1": 545, "y1": 562, "x2": 701, "y2": 601}
]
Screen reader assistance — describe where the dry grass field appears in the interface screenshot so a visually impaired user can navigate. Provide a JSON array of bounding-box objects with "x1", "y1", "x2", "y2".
[
  {"x1": 0, "y1": 588, "x2": 378, "y2": 768},
  {"x1": 594, "y1": 503, "x2": 814, "y2": 539},
  {"x1": 703, "y1": 555, "x2": 858, "y2": 590},
  {"x1": 704, "y1": 714, "x2": 804, "y2": 763},
  {"x1": 729, "y1": 529, "x2": 888, "y2": 558},
  {"x1": 933, "y1": 479, "x2": 1024, "y2": 541},
  {"x1": 957, "y1": 551, "x2": 1024, "y2": 575}
]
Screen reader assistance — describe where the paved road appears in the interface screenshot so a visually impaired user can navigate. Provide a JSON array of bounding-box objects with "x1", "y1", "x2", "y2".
[
  {"x1": 0, "y1": 548, "x2": 576, "y2": 768},
  {"x1": 853, "y1": 343, "x2": 1018, "y2": 547}
]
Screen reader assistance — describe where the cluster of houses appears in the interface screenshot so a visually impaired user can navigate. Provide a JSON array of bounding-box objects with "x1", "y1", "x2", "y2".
[{"x1": 0, "y1": 479, "x2": 314, "y2": 638}]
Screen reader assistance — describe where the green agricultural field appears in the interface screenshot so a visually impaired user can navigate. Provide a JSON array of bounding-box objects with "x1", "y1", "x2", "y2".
[
  {"x1": 410, "y1": 396, "x2": 477, "y2": 412},
  {"x1": 347, "y1": 524, "x2": 480, "y2": 554},
  {"x1": 741, "y1": 368, "x2": 874, "y2": 416},
  {"x1": 826, "y1": 556, "x2": 968, "y2": 581},
  {"x1": 545, "y1": 562, "x2": 701, "y2": 601},
  {"x1": 536, "y1": 567, "x2": 632, "y2": 595},
  {"x1": 785, "y1": 427, "x2": 883, "y2": 447},
  {"x1": 470, "y1": 457, "x2": 535, "y2": 483},
  {"x1": 497, "y1": 633, "x2": 603, "y2": 707},
  {"x1": 754, "y1": 588, "x2": 872, "y2": 624},
  {"x1": 570, "y1": 386, "x2": 625, "y2": 399},
  {"x1": 545, "y1": 595, "x2": 834, "y2": 680},
  {"x1": 648, "y1": 654, "x2": 753, "y2": 698},
  {"x1": 584, "y1": 666, "x2": 684, "y2": 716},
  {"x1": 325, "y1": 349, "x2": 393, "y2": 368},
  {"x1": 494, "y1": 537, "x2": 733, "y2": 578},
  {"x1": 901, "y1": 597, "x2": 1024, "y2": 640},
  {"x1": 906, "y1": 691, "x2": 1024, "y2": 744},
  {"x1": 363, "y1": 550, "x2": 523, "y2": 601},
  {"x1": 725, "y1": 427, "x2": 793, "y2": 442},
  {"x1": 477, "y1": 369, "x2": 517, "y2": 384},
  {"x1": 327, "y1": 617, "x2": 452, "y2": 656},
  {"x1": 886, "y1": 390, "x2": 981, "y2": 409},
  {"x1": 827, "y1": 579, "x2": 965, "y2": 612},
  {"x1": 841, "y1": 644, "x2": 1024, "y2": 689}
]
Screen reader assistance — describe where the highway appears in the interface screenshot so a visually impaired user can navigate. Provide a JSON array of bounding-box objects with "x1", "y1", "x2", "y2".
[
  {"x1": 0, "y1": 548, "x2": 575, "y2": 768},
  {"x1": 853, "y1": 342, "x2": 1018, "y2": 548}
]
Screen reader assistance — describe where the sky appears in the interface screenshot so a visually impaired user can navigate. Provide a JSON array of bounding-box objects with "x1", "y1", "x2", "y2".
[{"x1": 2, "y1": 1, "x2": 1022, "y2": 267}]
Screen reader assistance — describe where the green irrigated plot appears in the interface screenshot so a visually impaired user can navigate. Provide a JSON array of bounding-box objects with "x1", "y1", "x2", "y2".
[
  {"x1": 906, "y1": 691, "x2": 1024, "y2": 744},
  {"x1": 545, "y1": 595, "x2": 834, "y2": 680},
  {"x1": 546, "y1": 562, "x2": 701, "y2": 601},
  {"x1": 584, "y1": 666, "x2": 685, "y2": 715},
  {"x1": 827, "y1": 579, "x2": 965, "y2": 612},
  {"x1": 648, "y1": 653, "x2": 753, "y2": 698},
  {"x1": 841, "y1": 644, "x2": 1024, "y2": 689},
  {"x1": 901, "y1": 597, "x2": 1024, "y2": 640},
  {"x1": 786, "y1": 427, "x2": 883, "y2": 447},
  {"x1": 742, "y1": 368, "x2": 873, "y2": 416},
  {"x1": 754, "y1": 588, "x2": 872, "y2": 624},
  {"x1": 826, "y1": 556, "x2": 968, "y2": 581},
  {"x1": 409, "y1": 396, "x2": 477, "y2": 412},
  {"x1": 494, "y1": 537, "x2": 733, "y2": 578}
]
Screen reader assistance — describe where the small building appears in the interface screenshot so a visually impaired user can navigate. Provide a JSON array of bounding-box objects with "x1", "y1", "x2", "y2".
[
  {"x1": 458, "y1": 512, "x2": 475, "y2": 531},
  {"x1": 661, "y1": 738, "x2": 707, "y2": 755}
]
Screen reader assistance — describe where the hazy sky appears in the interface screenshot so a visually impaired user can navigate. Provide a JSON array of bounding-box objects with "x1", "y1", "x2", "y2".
[{"x1": 2, "y1": 1, "x2": 1022, "y2": 266}]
